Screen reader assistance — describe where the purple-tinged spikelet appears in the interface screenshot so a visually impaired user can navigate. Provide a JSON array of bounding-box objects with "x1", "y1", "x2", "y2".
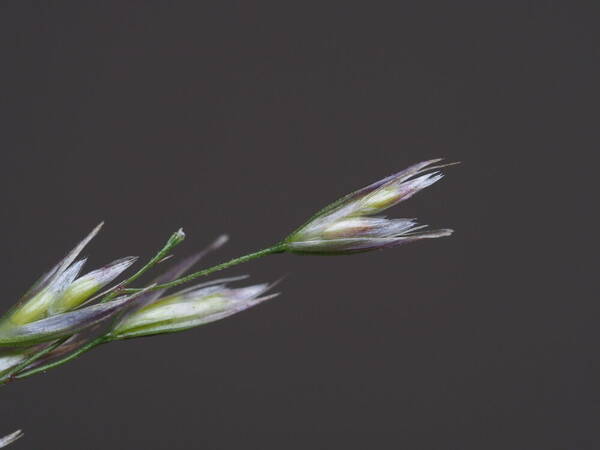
[
  {"x1": 110, "y1": 278, "x2": 279, "y2": 339},
  {"x1": 283, "y1": 159, "x2": 456, "y2": 254},
  {"x1": 0, "y1": 224, "x2": 139, "y2": 346}
]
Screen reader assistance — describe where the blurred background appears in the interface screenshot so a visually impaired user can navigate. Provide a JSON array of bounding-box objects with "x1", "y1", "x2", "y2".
[{"x1": 0, "y1": 2, "x2": 596, "y2": 449}]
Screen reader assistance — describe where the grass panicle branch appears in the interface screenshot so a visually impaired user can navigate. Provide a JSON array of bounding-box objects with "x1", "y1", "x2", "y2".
[{"x1": 0, "y1": 159, "x2": 456, "y2": 447}]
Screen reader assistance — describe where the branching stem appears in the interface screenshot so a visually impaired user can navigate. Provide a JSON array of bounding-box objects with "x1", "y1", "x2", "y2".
[
  {"x1": 0, "y1": 237, "x2": 284, "y2": 384},
  {"x1": 121, "y1": 244, "x2": 285, "y2": 294},
  {"x1": 99, "y1": 229, "x2": 186, "y2": 303},
  {"x1": 0, "y1": 338, "x2": 67, "y2": 385},
  {"x1": 13, "y1": 335, "x2": 108, "y2": 381}
]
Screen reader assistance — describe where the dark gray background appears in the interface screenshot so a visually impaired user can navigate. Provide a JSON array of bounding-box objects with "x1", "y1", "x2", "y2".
[{"x1": 0, "y1": 2, "x2": 596, "y2": 449}]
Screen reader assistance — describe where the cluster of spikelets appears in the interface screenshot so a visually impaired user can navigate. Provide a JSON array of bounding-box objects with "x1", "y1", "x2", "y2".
[
  {"x1": 0, "y1": 159, "x2": 456, "y2": 447},
  {"x1": 0, "y1": 227, "x2": 277, "y2": 373}
]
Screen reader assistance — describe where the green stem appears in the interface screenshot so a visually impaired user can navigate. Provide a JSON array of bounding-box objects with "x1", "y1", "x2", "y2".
[
  {"x1": 122, "y1": 244, "x2": 286, "y2": 294},
  {"x1": 0, "y1": 231, "x2": 185, "y2": 386},
  {"x1": 0, "y1": 338, "x2": 67, "y2": 385},
  {"x1": 13, "y1": 335, "x2": 107, "y2": 381},
  {"x1": 100, "y1": 229, "x2": 186, "y2": 303},
  {"x1": 2, "y1": 242, "x2": 284, "y2": 384}
]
